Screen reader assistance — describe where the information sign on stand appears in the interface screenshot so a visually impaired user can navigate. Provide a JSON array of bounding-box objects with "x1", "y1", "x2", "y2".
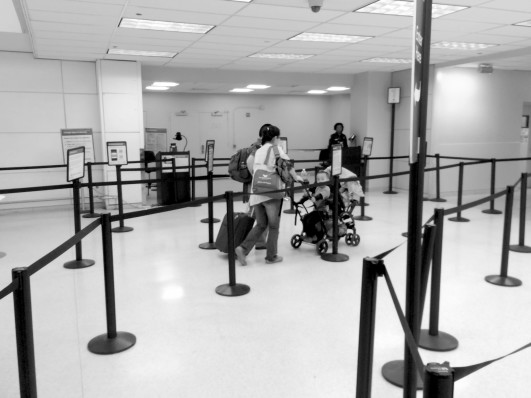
[
  {"x1": 362, "y1": 137, "x2": 374, "y2": 156},
  {"x1": 61, "y1": 128, "x2": 95, "y2": 163},
  {"x1": 106, "y1": 141, "x2": 128, "y2": 166},
  {"x1": 67, "y1": 147, "x2": 85, "y2": 182},
  {"x1": 331, "y1": 144, "x2": 342, "y2": 176},
  {"x1": 205, "y1": 140, "x2": 215, "y2": 172}
]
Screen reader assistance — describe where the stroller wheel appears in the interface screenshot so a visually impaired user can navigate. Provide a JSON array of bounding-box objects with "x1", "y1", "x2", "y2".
[
  {"x1": 353, "y1": 234, "x2": 361, "y2": 246},
  {"x1": 346, "y1": 233, "x2": 361, "y2": 246},
  {"x1": 315, "y1": 239, "x2": 328, "y2": 255},
  {"x1": 291, "y1": 234, "x2": 303, "y2": 249}
]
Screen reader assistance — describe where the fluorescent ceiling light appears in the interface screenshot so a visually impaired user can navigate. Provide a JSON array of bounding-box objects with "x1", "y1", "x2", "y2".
[
  {"x1": 514, "y1": 20, "x2": 531, "y2": 27},
  {"x1": 153, "y1": 82, "x2": 179, "y2": 87},
  {"x1": 362, "y1": 57, "x2": 411, "y2": 63},
  {"x1": 119, "y1": 18, "x2": 214, "y2": 34},
  {"x1": 249, "y1": 53, "x2": 314, "y2": 60},
  {"x1": 327, "y1": 86, "x2": 350, "y2": 91},
  {"x1": 289, "y1": 32, "x2": 372, "y2": 43},
  {"x1": 146, "y1": 86, "x2": 169, "y2": 91},
  {"x1": 228, "y1": 0, "x2": 252, "y2": 2},
  {"x1": 308, "y1": 90, "x2": 326, "y2": 94},
  {"x1": 432, "y1": 41, "x2": 497, "y2": 50},
  {"x1": 247, "y1": 84, "x2": 270, "y2": 89},
  {"x1": 231, "y1": 88, "x2": 254, "y2": 93},
  {"x1": 108, "y1": 49, "x2": 176, "y2": 57},
  {"x1": 355, "y1": 0, "x2": 467, "y2": 19}
]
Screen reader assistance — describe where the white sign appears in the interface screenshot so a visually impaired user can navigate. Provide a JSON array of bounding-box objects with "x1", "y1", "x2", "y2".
[
  {"x1": 61, "y1": 128, "x2": 95, "y2": 163},
  {"x1": 107, "y1": 141, "x2": 128, "y2": 166},
  {"x1": 67, "y1": 147, "x2": 85, "y2": 182}
]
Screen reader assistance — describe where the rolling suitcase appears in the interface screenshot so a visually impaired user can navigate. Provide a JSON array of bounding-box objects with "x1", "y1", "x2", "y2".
[{"x1": 215, "y1": 212, "x2": 255, "y2": 253}]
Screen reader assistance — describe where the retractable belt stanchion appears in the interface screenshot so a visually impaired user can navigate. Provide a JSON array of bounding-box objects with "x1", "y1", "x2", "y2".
[
  {"x1": 384, "y1": 101, "x2": 398, "y2": 194},
  {"x1": 199, "y1": 170, "x2": 217, "y2": 250},
  {"x1": 448, "y1": 162, "x2": 469, "y2": 222},
  {"x1": 283, "y1": 178, "x2": 296, "y2": 214},
  {"x1": 423, "y1": 363, "x2": 454, "y2": 398},
  {"x1": 64, "y1": 179, "x2": 95, "y2": 269},
  {"x1": 12, "y1": 267, "x2": 38, "y2": 398},
  {"x1": 430, "y1": 154, "x2": 446, "y2": 203},
  {"x1": 482, "y1": 158, "x2": 502, "y2": 214},
  {"x1": 509, "y1": 173, "x2": 531, "y2": 253},
  {"x1": 361, "y1": 155, "x2": 369, "y2": 206},
  {"x1": 82, "y1": 162, "x2": 101, "y2": 219},
  {"x1": 201, "y1": 170, "x2": 220, "y2": 224},
  {"x1": 355, "y1": 257, "x2": 385, "y2": 398},
  {"x1": 88, "y1": 213, "x2": 136, "y2": 354},
  {"x1": 354, "y1": 194, "x2": 373, "y2": 221},
  {"x1": 321, "y1": 174, "x2": 349, "y2": 262},
  {"x1": 485, "y1": 186, "x2": 522, "y2": 287},
  {"x1": 190, "y1": 158, "x2": 201, "y2": 207},
  {"x1": 419, "y1": 209, "x2": 458, "y2": 351},
  {"x1": 216, "y1": 191, "x2": 250, "y2": 297},
  {"x1": 111, "y1": 165, "x2": 133, "y2": 233}
]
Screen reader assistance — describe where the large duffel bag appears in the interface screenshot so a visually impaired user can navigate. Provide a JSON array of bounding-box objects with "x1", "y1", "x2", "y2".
[{"x1": 215, "y1": 212, "x2": 255, "y2": 253}]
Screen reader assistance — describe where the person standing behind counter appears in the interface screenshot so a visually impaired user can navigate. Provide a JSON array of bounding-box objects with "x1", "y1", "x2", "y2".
[{"x1": 328, "y1": 122, "x2": 348, "y2": 149}]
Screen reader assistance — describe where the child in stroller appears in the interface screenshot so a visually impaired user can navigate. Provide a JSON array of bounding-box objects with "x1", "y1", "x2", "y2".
[{"x1": 291, "y1": 170, "x2": 360, "y2": 254}]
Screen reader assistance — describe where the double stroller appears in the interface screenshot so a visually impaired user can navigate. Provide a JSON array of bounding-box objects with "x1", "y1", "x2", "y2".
[{"x1": 290, "y1": 176, "x2": 361, "y2": 254}]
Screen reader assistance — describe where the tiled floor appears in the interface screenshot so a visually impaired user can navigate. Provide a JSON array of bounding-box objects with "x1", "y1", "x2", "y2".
[{"x1": 1, "y1": 187, "x2": 531, "y2": 398}]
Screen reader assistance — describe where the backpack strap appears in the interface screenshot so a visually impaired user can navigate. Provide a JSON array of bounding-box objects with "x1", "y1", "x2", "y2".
[{"x1": 263, "y1": 145, "x2": 274, "y2": 165}]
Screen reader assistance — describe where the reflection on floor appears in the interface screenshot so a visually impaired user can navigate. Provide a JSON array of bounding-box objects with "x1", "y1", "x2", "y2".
[{"x1": 0, "y1": 189, "x2": 530, "y2": 398}]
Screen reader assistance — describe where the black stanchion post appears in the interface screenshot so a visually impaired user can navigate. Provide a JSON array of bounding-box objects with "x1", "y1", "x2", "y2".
[
  {"x1": 321, "y1": 175, "x2": 349, "y2": 262},
  {"x1": 419, "y1": 209, "x2": 458, "y2": 351},
  {"x1": 82, "y1": 162, "x2": 101, "y2": 219},
  {"x1": 283, "y1": 177, "x2": 296, "y2": 214},
  {"x1": 384, "y1": 102, "x2": 398, "y2": 194},
  {"x1": 362, "y1": 155, "x2": 369, "y2": 206},
  {"x1": 216, "y1": 191, "x2": 250, "y2": 297},
  {"x1": 423, "y1": 363, "x2": 454, "y2": 398},
  {"x1": 111, "y1": 165, "x2": 133, "y2": 233},
  {"x1": 482, "y1": 158, "x2": 502, "y2": 214},
  {"x1": 201, "y1": 170, "x2": 220, "y2": 224},
  {"x1": 509, "y1": 173, "x2": 531, "y2": 253},
  {"x1": 448, "y1": 162, "x2": 469, "y2": 222},
  {"x1": 191, "y1": 158, "x2": 196, "y2": 200},
  {"x1": 430, "y1": 154, "x2": 446, "y2": 203},
  {"x1": 486, "y1": 186, "x2": 522, "y2": 287},
  {"x1": 199, "y1": 171, "x2": 217, "y2": 249},
  {"x1": 355, "y1": 257, "x2": 385, "y2": 398},
  {"x1": 64, "y1": 179, "x2": 95, "y2": 269},
  {"x1": 88, "y1": 213, "x2": 136, "y2": 354},
  {"x1": 354, "y1": 194, "x2": 372, "y2": 221},
  {"x1": 12, "y1": 267, "x2": 38, "y2": 398}
]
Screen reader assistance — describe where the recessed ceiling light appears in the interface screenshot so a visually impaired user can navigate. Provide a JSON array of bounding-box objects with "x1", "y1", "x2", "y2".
[
  {"x1": 119, "y1": 18, "x2": 214, "y2": 34},
  {"x1": 146, "y1": 86, "x2": 169, "y2": 91},
  {"x1": 355, "y1": 0, "x2": 467, "y2": 19},
  {"x1": 231, "y1": 88, "x2": 254, "y2": 93},
  {"x1": 308, "y1": 90, "x2": 326, "y2": 94},
  {"x1": 108, "y1": 49, "x2": 176, "y2": 57},
  {"x1": 152, "y1": 81, "x2": 179, "y2": 87},
  {"x1": 327, "y1": 86, "x2": 350, "y2": 91},
  {"x1": 249, "y1": 53, "x2": 314, "y2": 60},
  {"x1": 432, "y1": 41, "x2": 497, "y2": 50},
  {"x1": 289, "y1": 32, "x2": 372, "y2": 43},
  {"x1": 247, "y1": 84, "x2": 270, "y2": 89},
  {"x1": 362, "y1": 57, "x2": 411, "y2": 63},
  {"x1": 514, "y1": 20, "x2": 531, "y2": 27}
]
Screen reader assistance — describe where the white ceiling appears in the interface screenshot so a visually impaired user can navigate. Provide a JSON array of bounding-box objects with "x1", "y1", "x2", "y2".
[{"x1": 3, "y1": 0, "x2": 531, "y2": 94}]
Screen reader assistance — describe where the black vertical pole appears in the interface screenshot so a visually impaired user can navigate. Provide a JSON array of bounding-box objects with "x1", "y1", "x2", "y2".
[
  {"x1": 419, "y1": 209, "x2": 459, "y2": 351},
  {"x1": 216, "y1": 191, "x2": 251, "y2": 297},
  {"x1": 482, "y1": 159, "x2": 502, "y2": 214},
  {"x1": 171, "y1": 158, "x2": 177, "y2": 203},
  {"x1": 88, "y1": 213, "x2": 136, "y2": 354},
  {"x1": 321, "y1": 175, "x2": 349, "y2": 262},
  {"x1": 12, "y1": 267, "x2": 37, "y2": 398},
  {"x1": 510, "y1": 173, "x2": 531, "y2": 252},
  {"x1": 283, "y1": 178, "x2": 296, "y2": 214},
  {"x1": 111, "y1": 165, "x2": 133, "y2": 233},
  {"x1": 384, "y1": 103, "x2": 398, "y2": 194},
  {"x1": 199, "y1": 171, "x2": 218, "y2": 249},
  {"x1": 485, "y1": 186, "x2": 522, "y2": 287},
  {"x1": 423, "y1": 363, "x2": 454, "y2": 398},
  {"x1": 430, "y1": 154, "x2": 446, "y2": 202},
  {"x1": 355, "y1": 257, "x2": 384, "y2": 398},
  {"x1": 201, "y1": 171, "x2": 220, "y2": 224},
  {"x1": 191, "y1": 158, "x2": 196, "y2": 200},
  {"x1": 83, "y1": 162, "x2": 101, "y2": 218},
  {"x1": 448, "y1": 163, "x2": 469, "y2": 222},
  {"x1": 419, "y1": 225, "x2": 436, "y2": 325}
]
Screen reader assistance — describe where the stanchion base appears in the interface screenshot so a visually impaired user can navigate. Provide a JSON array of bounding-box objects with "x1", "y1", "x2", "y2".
[
  {"x1": 509, "y1": 244, "x2": 531, "y2": 253},
  {"x1": 353, "y1": 215, "x2": 373, "y2": 221},
  {"x1": 381, "y1": 360, "x2": 423, "y2": 389},
  {"x1": 401, "y1": 232, "x2": 408, "y2": 238},
  {"x1": 215, "y1": 283, "x2": 251, "y2": 297},
  {"x1": 430, "y1": 198, "x2": 447, "y2": 202},
  {"x1": 448, "y1": 216, "x2": 469, "y2": 222},
  {"x1": 201, "y1": 218, "x2": 220, "y2": 224},
  {"x1": 419, "y1": 330, "x2": 459, "y2": 352},
  {"x1": 321, "y1": 252, "x2": 349, "y2": 262},
  {"x1": 111, "y1": 226, "x2": 134, "y2": 233},
  {"x1": 482, "y1": 209, "x2": 502, "y2": 215},
  {"x1": 283, "y1": 209, "x2": 297, "y2": 214},
  {"x1": 199, "y1": 242, "x2": 217, "y2": 250},
  {"x1": 485, "y1": 275, "x2": 522, "y2": 287},
  {"x1": 383, "y1": 190, "x2": 398, "y2": 194},
  {"x1": 82, "y1": 212, "x2": 103, "y2": 219},
  {"x1": 64, "y1": 259, "x2": 95, "y2": 269},
  {"x1": 0, "y1": 251, "x2": 6, "y2": 259},
  {"x1": 88, "y1": 331, "x2": 136, "y2": 355}
]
